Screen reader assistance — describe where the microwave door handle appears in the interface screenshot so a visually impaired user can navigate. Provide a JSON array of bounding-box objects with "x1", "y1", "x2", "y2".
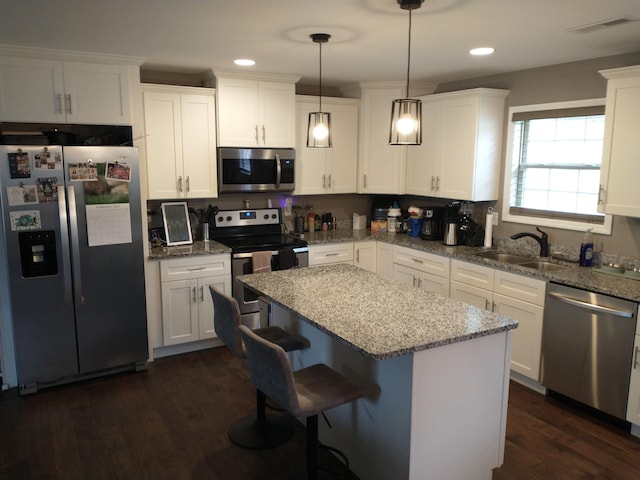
[{"x1": 275, "y1": 153, "x2": 281, "y2": 189}]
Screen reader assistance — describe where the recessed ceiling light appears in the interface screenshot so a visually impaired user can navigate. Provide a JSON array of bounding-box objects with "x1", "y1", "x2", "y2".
[
  {"x1": 234, "y1": 59, "x2": 255, "y2": 66},
  {"x1": 469, "y1": 47, "x2": 495, "y2": 56}
]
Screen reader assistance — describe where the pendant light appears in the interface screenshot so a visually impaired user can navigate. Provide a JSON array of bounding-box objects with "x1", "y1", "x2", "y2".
[
  {"x1": 389, "y1": 0, "x2": 423, "y2": 145},
  {"x1": 307, "y1": 33, "x2": 332, "y2": 148}
]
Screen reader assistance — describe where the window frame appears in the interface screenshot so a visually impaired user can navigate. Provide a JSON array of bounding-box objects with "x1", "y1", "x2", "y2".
[{"x1": 501, "y1": 98, "x2": 612, "y2": 235}]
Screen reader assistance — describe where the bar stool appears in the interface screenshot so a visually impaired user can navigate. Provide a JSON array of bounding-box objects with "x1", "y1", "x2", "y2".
[
  {"x1": 239, "y1": 324, "x2": 368, "y2": 480},
  {"x1": 209, "y1": 286, "x2": 309, "y2": 449}
]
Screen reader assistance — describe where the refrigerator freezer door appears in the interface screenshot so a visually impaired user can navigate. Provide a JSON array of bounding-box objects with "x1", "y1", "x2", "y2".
[{"x1": 62, "y1": 146, "x2": 148, "y2": 374}]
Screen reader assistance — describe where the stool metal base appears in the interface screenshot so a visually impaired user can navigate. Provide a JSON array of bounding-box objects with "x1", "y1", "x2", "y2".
[{"x1": 228, "y1": 413, "x2": 295, "y2": 449}]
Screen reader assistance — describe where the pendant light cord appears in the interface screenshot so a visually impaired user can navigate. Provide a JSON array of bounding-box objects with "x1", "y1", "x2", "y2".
[
  {"x1": 406, "y1": 7, "x2": 412, "y2": 98},
  {"x1": 318, "y1": 40, "x2": 323, "y2": 112}
]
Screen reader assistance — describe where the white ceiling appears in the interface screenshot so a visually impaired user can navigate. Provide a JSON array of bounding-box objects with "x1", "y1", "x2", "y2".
[{"x1": 1, "y1": 0, "x2": 639, "y2": 89}]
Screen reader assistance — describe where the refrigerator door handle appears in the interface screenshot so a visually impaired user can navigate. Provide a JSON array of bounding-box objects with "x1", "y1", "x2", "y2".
[
  {"x1": 67, "y1": 185, "x2": 84, "y2": 305},
  {"x1": 58, "y1": 185, "x2": 74, "y2": 307}
]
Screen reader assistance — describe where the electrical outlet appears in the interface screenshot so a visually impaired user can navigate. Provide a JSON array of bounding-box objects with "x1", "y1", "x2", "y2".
[{"x1": 492, "y1": 212, "x2": 499, "y2": 226}]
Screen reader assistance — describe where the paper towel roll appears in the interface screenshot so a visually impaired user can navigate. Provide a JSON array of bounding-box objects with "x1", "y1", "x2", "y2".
[{"x1": 484, "y1": 213, "x2": 493, "y2": 247}]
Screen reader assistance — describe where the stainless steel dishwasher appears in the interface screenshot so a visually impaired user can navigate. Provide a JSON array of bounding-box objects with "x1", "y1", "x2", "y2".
[{"x1": 540, "y1": 282, "x2": 638, "y2": 420}]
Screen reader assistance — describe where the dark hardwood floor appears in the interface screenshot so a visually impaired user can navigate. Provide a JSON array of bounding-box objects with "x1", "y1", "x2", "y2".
[{"x1": 1, "y1": 346, "x2": 640, "y2": 480}]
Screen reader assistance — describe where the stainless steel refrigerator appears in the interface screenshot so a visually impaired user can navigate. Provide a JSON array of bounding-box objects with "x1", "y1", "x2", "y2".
[{"x1": 0, "y1": 145, "x2": 147, "y2": 393}]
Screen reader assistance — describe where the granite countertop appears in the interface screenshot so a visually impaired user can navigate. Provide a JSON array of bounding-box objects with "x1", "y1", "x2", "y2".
[
  {"x1": 148, "y1": 240, "x2": 230, "y2": 259},
  {"x1": 238, "y1": 263, "x2": 518, "y2": 360}
]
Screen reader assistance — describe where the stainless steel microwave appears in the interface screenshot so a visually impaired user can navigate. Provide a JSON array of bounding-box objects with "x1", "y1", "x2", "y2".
[{"x1": 217, "y1": 147, "x2": 295, "y2": 193}]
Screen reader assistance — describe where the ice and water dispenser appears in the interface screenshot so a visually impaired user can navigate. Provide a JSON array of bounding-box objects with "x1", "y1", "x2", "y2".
[{"x1": 18, "y1": 230, "x2": 58, "y2": 278}]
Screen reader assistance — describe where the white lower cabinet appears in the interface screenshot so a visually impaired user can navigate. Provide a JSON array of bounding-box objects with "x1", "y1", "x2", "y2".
[
  {"x1": 393, "y1": 245, "x2": 450, "y2": 296},
  {"x1": 308, "y1": 243, "x2": 354, "y2": 267},
  {"x1": 627, "y1": 314, "x2": 640, "y2": 425},
  {"x1": 354, "y1": 241, "x2": 377, "y2": 273},
  {"x1": 376, "y1": 242, "x2": 395, "y2": 279},
  {"x1": 450, "y1": 259, "x2": 545, "y2": 381},
  {"x1": 160, "y1": 255, "x2": 231, "y2": 346}
]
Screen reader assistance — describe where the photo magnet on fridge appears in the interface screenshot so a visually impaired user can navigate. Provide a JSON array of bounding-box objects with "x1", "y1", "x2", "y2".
[
  {"x1": 36, "y1": 177, "x2": 58, "y2": 203},
  {"x1": 8, "y1": 150, "x2": 31, "y2": 179}
]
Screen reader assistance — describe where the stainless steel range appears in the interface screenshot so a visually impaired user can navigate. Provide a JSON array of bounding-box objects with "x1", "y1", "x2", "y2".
[{"x1": 211, "y1": 208, "x2": 308, "y2": 328}]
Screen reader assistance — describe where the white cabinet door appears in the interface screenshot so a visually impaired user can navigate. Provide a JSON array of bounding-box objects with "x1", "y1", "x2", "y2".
[
  {"x1": 599, "y1": 66, "x2": 640, "y2": 218},
  {"x1": 0, "y1": 56, "x2": 132, "y2": 124},
  {"x1": 0, "y1": 56, "x2": 65, "y2": 122},
  {"x1": 393, "y1": 264, "x2": 449, "y2": 296},
  {"x1": 143, "y1": 86, "x2": 217, "y2": 199},
  {"x1": 308, "y1": 243, "x2": 354, "y2": 266},
  {"x1": 450, "y1": 280, "x2": 493, "y2": 311},
  {"x1": 354, "y1": 241, "x2": 376, "y2": 273},
  {"x1": 180, "y1": 93, "x2": 218, "y2": 198},
  {"x1": 217, "y1": 76, "x2": 296, "y2": 148},
  {"x1": 62, "y1": 62, "x2": 131, "y2": 125},
  {"x1": 259, "y1": 80, "x2": 296, "y2": 147},
  {"x1": 162, "y1": 279, "x2": 199, "y2": 346},
  {"x1": 294, "y1": 96, "x2": 358, "y2": 195},
  {"x1": 376, "y1": 242, "x2": 395, "y2": 279},
  {"x1": 198, "y1": 275, "x2": 232, "y2": 340},
  {"x1": 627, "y1": 335, "x2": 640, "y2": 425},
  {"x1": 406, "y1": 89, "x2": 507, "y2": 201},
  {"x1": 494, "y1": 293, "x2": 544, "y2": 380},
  {"x1": 358, "y1": 86, "x2": 406, "y2": 194}
]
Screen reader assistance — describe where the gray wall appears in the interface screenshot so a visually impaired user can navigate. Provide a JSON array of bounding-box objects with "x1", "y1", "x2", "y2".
[{"x1": 436, "y1": 52, "x2": 640, "y2": 259}]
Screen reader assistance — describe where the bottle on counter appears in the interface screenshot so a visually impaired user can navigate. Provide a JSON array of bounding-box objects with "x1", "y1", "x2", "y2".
[
  {"x1": 579, "y1": 228, "x2": 594, "y2": 267},
  {"x1": 308, "y1": 211, "x2": 315, "y2": 232}
]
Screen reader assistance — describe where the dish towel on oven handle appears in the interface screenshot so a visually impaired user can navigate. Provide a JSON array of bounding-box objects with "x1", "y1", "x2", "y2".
[
  {"x1": 278, "y1": 246, "x2": 297, "y2": 270},
  {"x1": 252, "y1": 250, "x2": 272, "y2": 273}
]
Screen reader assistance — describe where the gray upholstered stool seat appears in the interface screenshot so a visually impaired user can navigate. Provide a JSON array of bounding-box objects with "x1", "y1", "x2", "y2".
[
  {"x1": 239, "y1": 324, "x2": 368, "y2": 479},
  {"x1": 209, "y1": 286, "x2": 309, "y2": 449}
]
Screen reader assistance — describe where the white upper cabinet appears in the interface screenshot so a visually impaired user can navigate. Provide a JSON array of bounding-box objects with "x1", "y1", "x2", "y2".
[
  {"x1": 215, "y1": 72, "x2": 299, "y2": 148},
  {"x1": 406, "y1": 88, "x2": 509, "y2": 201},
  {"x1": 294, "y1": 96, "x2": 359, "y2": 195},
  {"x1": 357, "y1": 83, "x2": 407, "y2": 194},
  {"x1": 598, "y1": 65, "x2": 640, "y2": 218},
  {"x1": 142, "y1": 84, "x2": 218, "y2": 199},
  {"x1": 0, "y1": 47, "x2": 139, "y2": 124}
]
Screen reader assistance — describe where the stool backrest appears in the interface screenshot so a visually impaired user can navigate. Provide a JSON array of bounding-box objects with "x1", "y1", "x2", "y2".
[
  {"x1": 209, "y1": 286, "x2": 245, "y2": 358},
  {"x1": 238, "y1": 324, "x2": 300, "y2": 416}
]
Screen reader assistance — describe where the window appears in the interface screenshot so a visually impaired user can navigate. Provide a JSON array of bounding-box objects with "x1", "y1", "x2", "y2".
[{"x1": 502, "y1": 99, "x2": 612, "y2": 234}]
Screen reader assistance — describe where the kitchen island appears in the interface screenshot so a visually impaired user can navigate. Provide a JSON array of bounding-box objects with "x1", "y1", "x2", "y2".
[{"x1": 238, "y1": 264, "x2": 518, "y2": 480}]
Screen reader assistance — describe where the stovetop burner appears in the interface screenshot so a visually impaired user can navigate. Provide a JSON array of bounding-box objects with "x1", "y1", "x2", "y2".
[{"x1": 211, "y1": 208, "x2": 307, "y2": 253}]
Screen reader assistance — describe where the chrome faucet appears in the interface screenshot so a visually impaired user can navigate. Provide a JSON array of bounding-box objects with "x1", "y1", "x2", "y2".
[{"x1": 511, "y1": 227, "x2": 549, "y2": 257}]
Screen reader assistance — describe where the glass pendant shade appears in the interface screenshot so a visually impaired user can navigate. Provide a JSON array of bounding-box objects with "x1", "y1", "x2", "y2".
[
  {"x1": 389, "y1": 98, "x2": 422, "y2": 145},
  {"x1": 307, "y1": 33, "x2": 333, "y2": 148},
  {"x1": 307, "y1": 111, "x2": 332, "y2": 147},
  {"x1": 389, "y1": 0, "x2": 423, "y2": 146}
]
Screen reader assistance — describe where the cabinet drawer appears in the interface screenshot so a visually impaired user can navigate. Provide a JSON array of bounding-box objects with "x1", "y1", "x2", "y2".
[
  {"x1": 160, "y1": 254, "x2": 231, "y2": 282},
  {"x1": 308, "y1": 243, "x2": 354, "y2": 266},
  {"x1": 393, "y1": 245, "x2": 450, "y2": 278},
  {"x1": 450, "y1": 259, "x2": 494, "y2": 289},
  {"x1": 493, "y1": 270, "x2": 545, "y2": 306}
]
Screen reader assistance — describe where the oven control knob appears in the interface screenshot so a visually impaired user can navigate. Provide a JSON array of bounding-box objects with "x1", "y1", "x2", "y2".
[
  {"x1": 217, "y1": 216, "x2": 224, "y2": 223},
  {"x1": 271, "y1": 214, "x2": 277, "y2": 219},
  {"x1": 264, "y1": 214, "x2": 269, "y2": 220},
  {"x1": 226, "y1": 216, "x2": 232, "y2": 222}
]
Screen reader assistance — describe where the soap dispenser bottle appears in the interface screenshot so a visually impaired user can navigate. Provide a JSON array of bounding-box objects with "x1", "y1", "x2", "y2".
[{"x1": 579, "y1": 228, "x2": 594, "y2": 267}]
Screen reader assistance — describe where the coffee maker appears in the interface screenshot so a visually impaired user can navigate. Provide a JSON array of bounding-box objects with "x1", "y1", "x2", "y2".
[
  {"x1": 420, "y1": 207, "x2": 445, "y2": 240},
  {"x1": 442, "y1": 202, "x2": 462, "y2": 245}
]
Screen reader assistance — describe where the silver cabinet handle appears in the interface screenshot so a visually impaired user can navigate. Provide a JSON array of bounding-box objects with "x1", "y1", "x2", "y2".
[
  {"x1": 67, "y1": 186, "x2": 83, "y2": 305},
  {"x1": 363, "y1": 174, "x2": 367, "y2": 189},
  {"x1": 598, "y1": 184, "x2": 605, "y2": 205},
  {"x1": 188, "y1": 266, "x2": 206, "y2": 271},
  {"x1": 323, "y1": 174, "x2": 326, "y2": 189},
  {"x1": 55, "y1": 94, "x2": 63, "y2": 114},
  {"x1": 431, "y1": 176, "x2": 435, "y2": 191},
  {"x1": 178, "y1": 176, "x2": 183, "y2": 192},
  {"x1": 633, "y1": 346, "x2": 640, "y2": 370},
  {"x1": 328, "y1": 174, "x2": 332, "y2": 188},
  {"x1": 436, "y1": 176, "x2": 440, "y2": 191},
  {"x1": 58, "y1": 185, "x2": 73, "y2": 306},
  {"x1": 186, "y1": 176, "x2": 190, "y2": 192},
  {"x1": 192, "y1": 286, "x2": 197, "y2": 303},
  {"x1": 200, "y1": 285, "x2": 204, "y2": 302},
  {"x1": 326, "y1": 252, "x2": 339, "y2": 257},
  {"x1": 356, "y1": 249, "x2": 360, "y2": 263},
  {"x1": 411, "y1": 258, "x2": 424, "y2": 264},
  {"x1": 417, "y1": 278, "x2": 422, "y2": 288},
  {"x1": 485, "y1": 299, "x2": 490, "y2": 311},
  {"x1": 65, "y1": 94, "x2": 72, "y2": 114}
]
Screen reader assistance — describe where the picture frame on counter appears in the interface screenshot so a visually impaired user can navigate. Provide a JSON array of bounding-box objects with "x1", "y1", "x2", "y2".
[{"x1": 161, "y1": 202, "x2": 192, "y2": 246}]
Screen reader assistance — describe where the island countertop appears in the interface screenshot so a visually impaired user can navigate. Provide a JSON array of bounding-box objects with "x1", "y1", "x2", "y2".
[{"x1": 238, "y1": 263, "x2": 518, "y2": 360}]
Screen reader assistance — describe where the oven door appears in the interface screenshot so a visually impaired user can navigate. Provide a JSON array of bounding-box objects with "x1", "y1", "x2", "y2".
[
  {"x1": 231, "y1": 249, "x2": 308, "y2": 328},
  {"x1": 218, "y1": 147, "x2": 295, "y2": 193}
]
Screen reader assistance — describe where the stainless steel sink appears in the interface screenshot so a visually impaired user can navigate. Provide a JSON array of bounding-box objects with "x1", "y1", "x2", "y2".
[
  {"x1": 475, "y1": 252, "x2": 532, "y2": 264},
  {"x1": 517, "y1": 261, "x2": 567, "y2": 272}
]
